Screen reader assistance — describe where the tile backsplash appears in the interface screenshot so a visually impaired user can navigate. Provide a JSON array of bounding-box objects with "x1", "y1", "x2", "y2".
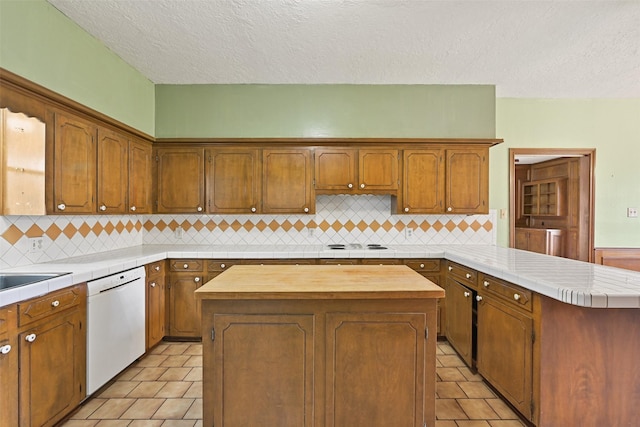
[{"x1": 1, "y1": 195, "x2": 495, "y2": 269}]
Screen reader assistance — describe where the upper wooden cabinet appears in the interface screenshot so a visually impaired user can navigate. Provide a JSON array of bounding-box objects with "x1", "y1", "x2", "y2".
[
  {"x1": 97, "y1": 128, "x2": 128, "y2": 213},
  {"x1": 263, "y1": 149, "x2": 314, "y2": 214},
  {"x1": 314, "y1": 148, "x2": 398, "y2": 194},
  {"x1": 521, "y1": 178, "x2": 567, "y2": 217},
  {"x1": 206, "y1": 148, "x2": 261, "y2": 214},
  {"x1": 445, "y1": 147, "x2": 489, "y2": 214},
  {"x1": 155, "y1": 147, "x2": 206, "y2": 214},
  {"x1": 128, "y1": 139, "x2": 153, "y2": 214},
  {"x1": 51, "y1": 111, "x2": 97, "y2": 214},
  {"x1": 399, "y1": 149, "x2": 445, "y2": 213}
]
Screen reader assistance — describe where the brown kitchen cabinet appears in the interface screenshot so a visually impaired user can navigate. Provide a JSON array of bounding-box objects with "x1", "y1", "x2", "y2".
[
  {"x1": 262, "y1": 148, "x2": 314, "y2": 214},
  {"x1": 0, "y1": 304, "x2": 18, "y2": 427},
  {"x1": 16, "y1": 283, "x2": 86, "y2": 427},
  {"x1": 146, "y1": 260, "x2": 166, "y2": 349},
  {"x1": 50, "y1": 110, "x2": 97, "y2": 214},
  {"x1": 206, "y1": 148, "x2": 261, "y2": 214},
  {"x1": 444, "y1": 276, "x2": 474, "y2": 367},
  {"x1": 397, "y1": 149, "x2": 444, "y2": 213},
  {"x1": 476, "y1": 274, "x2": 534, "y2": 422},
  {"x1": 97, "y1": 127, "x2": 128, "y2": 213},
  {"x1": 514, "y1": 227, "x2": 564, "y2": 257},
  {"x1": 127, "y1": 139, "x2": 153, "y2": 214},
  {"x1": 314, "y1": 148, "x2": 398, "y2": 193},
  {"x1": 445, "y1": 147, "x2": 489, "y2": 214},
  {"x1": 155, "y1": 147, "x2": 206, "y2": 213},
  {"x1": 405, "y1": 259, "x2": 443, "y2": 335},
  {"x1": 167, "y1": 260, "x2": 205, "y2": 338},
  {"x1": 522, "y1": 178, "x2": 566, "y2": 217}
]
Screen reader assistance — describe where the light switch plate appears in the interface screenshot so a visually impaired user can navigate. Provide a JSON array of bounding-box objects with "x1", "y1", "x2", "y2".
[{"x1": 628, "y1": 208, "x2": 638, "y2": 218}]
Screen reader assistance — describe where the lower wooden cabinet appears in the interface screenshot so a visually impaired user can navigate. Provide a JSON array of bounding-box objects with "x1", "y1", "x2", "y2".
[
  {"x1": 146, "y1": 260, "x2": 166, "y2": 349},
  {"x1": 514, "y1": 227, "x2": 564, "y2": 257},
  {"x1": 444, "y1": 277, "x2": 474, "y2": 367},
  {"x1": 167, "y1": 273, "x2": 203, "y2": 337},
  {"x1": 0, "y1": 305, "x2": 18, "y2": 427}
]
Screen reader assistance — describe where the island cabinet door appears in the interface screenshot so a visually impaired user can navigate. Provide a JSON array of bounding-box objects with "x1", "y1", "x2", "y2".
[
  {"x1": 326, "y1": 312, "x2": 427, "y2": 427},
  {"x1": 204, "y1": 314, "x2": 314, "y2": 427}
]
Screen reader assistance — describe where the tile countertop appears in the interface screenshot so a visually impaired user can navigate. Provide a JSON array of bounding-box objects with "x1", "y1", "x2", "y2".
[{"x1": 1, "y1": 244, "x2": 640, "y2": 309}]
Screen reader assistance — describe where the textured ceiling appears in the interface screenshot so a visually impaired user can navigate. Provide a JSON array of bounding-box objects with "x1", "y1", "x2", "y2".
[{"x1": 47, "y1": 0, "x2": 640, "y2": 98}]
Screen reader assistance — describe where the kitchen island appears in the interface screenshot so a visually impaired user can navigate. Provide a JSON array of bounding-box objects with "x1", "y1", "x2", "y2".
[{"x1": 195, "y1": 264, "x2": 444, "y2": 427}]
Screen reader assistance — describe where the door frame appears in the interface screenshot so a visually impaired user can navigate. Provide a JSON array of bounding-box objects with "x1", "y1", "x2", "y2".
[{"x1": 508, "y1": 148, "x2": 596, "y2": 262}]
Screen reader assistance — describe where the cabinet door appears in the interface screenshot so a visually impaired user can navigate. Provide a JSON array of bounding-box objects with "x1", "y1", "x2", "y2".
[
  {"x1": 128, "y1": 139, "x2": 153, "y2": 214},
  {"x1": 167, "y1": 274, "x2": 203, "y2": 337},
  {"x1": 0, "y1": 305, "x2": 18, "y2": 427},
  {"x1": 207, "y1": 148, "x2": 261, "y2": 213},
  {"x1": 97, "y1": 127, "x2": 128, "y2": 213},
  {"x1": 314, "y1": 148, "x2": 357, "y2": 191},
  {"x1": 513, "y1": 228, "x2": 529, "y2": 250},
  {"x1": 402, "y1": 149, "x2": 444, "y2": 213},
  {"x1": 156, "y1": 147, "x2": 205, "y2": 213},
  {"x1": 527, "y1": 229, "x2": 548, "y2": 254},
  {"x1": 263, "y1": 149, "x2": 314, "y2": 214},
  {"x1": 477, "y1": 295, "x2": 533, "y2": 421},
  {"x1": 52, "y1": 111, "x2": 97, "y2": 214},
  {"x1": 206, "y1": 314, "x2": 314, "y2": 427},
  {"x1": 19, "y1": 310, "x2": 85, "y2": 427},
  {"x1": 445, "y1": 148, "x2": 488, "y2": 214},
  {"x1": 358, "y1": 149, "x2": 398, "y2": 191},
  {"x1": 326, "y1": 312, "x2": 426, "y2": 427},
  {"x1": 444, "y1": 278, "x2": 474, "y2": 366},
  {"x1": 146, "y1": 275, "x2": 165, "y2": 349}
]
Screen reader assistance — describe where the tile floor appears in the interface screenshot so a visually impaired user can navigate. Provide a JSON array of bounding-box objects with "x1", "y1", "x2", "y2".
[{"x1": 61, "y1": 340, "x2": 525, "y2": 427}]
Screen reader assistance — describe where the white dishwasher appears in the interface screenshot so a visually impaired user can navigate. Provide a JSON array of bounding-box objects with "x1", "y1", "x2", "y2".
[{"x1": 86, "y1": 266, "x2": 146, "y2": 395}]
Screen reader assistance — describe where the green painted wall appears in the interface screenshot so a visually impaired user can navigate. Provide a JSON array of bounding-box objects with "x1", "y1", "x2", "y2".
[
  {"x1": 155, "y1": 84, "x2": 495, "y2": 138},
  {"x1": 0, "y1": 0, "x2": 155, "y2": 135},
  {"x1": 494, "y1": 98, "x2": 640, "y2": 248}
]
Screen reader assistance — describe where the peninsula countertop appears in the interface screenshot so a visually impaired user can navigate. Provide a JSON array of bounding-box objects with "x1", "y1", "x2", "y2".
[{"x1": 1, "y1": 244, "x2": 640, "y2": 308}]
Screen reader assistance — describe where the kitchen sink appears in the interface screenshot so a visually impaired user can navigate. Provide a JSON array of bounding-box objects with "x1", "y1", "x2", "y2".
[{"x1": 0, "y1": 273, "x2": 68, "y2": 291}]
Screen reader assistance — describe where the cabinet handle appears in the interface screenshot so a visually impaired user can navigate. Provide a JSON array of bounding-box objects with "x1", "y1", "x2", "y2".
[
  {"x1": 304, "y1": 207, "x2": 309, "y2": 213},
  {"x1": 183, "y1": 263, "x2": 189, "y2": 269},
  {"x1": 99, "y1": 205, "x2": 107, "y2": 211},
  {"x1": 150, "y1": 282, "x2": 156, "y2": 288},
  {"x1": 347, "y1": 183, "x2": 353, "y2": 189},
  {"x1": 57, "y1": 203, "x2": 66, "y2": 211},
  {"x1": 476, "y1": 295, "x2": 483, "y2": 302},
  {"x1": 514, "y1": 293, "x2": 521, "y2": 301},
  {"x1": 448, "y1": 266, "x2": 453, "y2": 271},
  {"x1": 194, "y1": 277, "x2": 201, "y2": 283},
  {"x1": 197, "y1": 206, "x2": 203, "y2": 212},
  {"x1": 25, "y1": 334, "x2": 36, "y2": 343},
  {"x1": 466, "y1": 273, "x2": 472, "y2": 279},
  {"x1": 0, "y1": 344, "x2": 11, "y2": 355},
  {"x1": 251, "y1": 207, "x2": 257, "y2": 213},
  {"x1": 419, "y1": 263, "x2": 425, "y2": 268},
  {"x1": 404, "y1": 207, "x2": 409, "y2": 212},
  {"x1": 130, "y1": 206, "x2": 137, "y2": 212},
  {"x1": 51, "y1": 300, "x2": 60, "y2": 307},
  {"x1": 463, "y1": 291, "x2": 470, "y2": 298},
  {"x1": 360, "y1": 183, "x2": 365, "y2": 189},
  {"x1": 447, "y1": 207, "x2": 453, "y2": 212},
  {"x1": 220, "y1": 264, "x2": 226, "y2": 269},
  {"x1": 155, "y1": 266, "x2": 160, "y2": 271},
  {"x1": 483, "y1": 280, "x2": 490, "y2": 288}
]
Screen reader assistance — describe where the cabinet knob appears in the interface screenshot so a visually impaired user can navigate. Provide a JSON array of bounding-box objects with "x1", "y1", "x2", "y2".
[
  {"x1": 448, "y1": 266, "x2": 453, "y2": 271},
  {"x1": 57, "y1": 203, "x2": 66, "y2": 211},
  {"x1": 463, "y1": 291, "x2": 470, "y2": 298},
  {"x1": 51, "y1": 300, "x2": 60, "y2": 308},
  {"x1": 404, "y1": 207, "x2": 409, "y2": 212},
  {"x1": 183, "y1": 263, "x2": 189, "y2": 269},
  {"x1": 0, "y1": 344, "x2": 11, "y2": 355},
  {"x1": 197, "y1": 206, "x2": 203, "y2": 212},
  {"x1": 483, "y1": 280, "x2": 490, "y2": 288},
  {"x1": 155, "y1": 266, "x2": 160, "y2": 271},
  {"x1": 447, "y1": 207, "x2": 453, "y2": 212},
  {"x1": 99, "y1": 205, "x2": 107, "y2": 211},
  {"x1": 150, "y1": 282, "x2": 156, "y2": 288},
  {"x1": 347, "y1": 183, "x2": 353, "y2": 189},
  {"x1": 25, "y1": 333, "x2": 36, "y2": 343},
  {"x1": 194, "y1": 277, "x2": 201, "y2": 283},
  {"x1": 304, "y1": 207, "x2": 309, "y2": 213},
  {"x1": 251, "y1": 207, "x2": 257, "y2": 213},
  {"x1": 466, "y1": 273, "x2": 472, "y2": 279},
  {"x1": 476, "y1": 295, "x2": 483, "y2": 302},
  {"x1": 514, "y1": 293, "x2": 521, "y2": 301},
  {"x1": 360, "y1": 183, "x2": 365, "y2": 189},
  {"x1": 220, "y1": 264, "x2": 226, "y2": 269},
  {"x1": 130, "y1": 206, "x2": 137, "y2": 212},
  {"x1": 419, "y1": 263, "x2": 425, "y2": 268}
]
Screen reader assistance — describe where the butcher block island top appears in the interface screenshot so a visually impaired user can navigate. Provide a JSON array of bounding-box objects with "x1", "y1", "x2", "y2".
[
  {"x1": 195, "y1": 264, "x2": 445, "y2": 299},
  {"x1": 196, "y1": 264, "x2": 444, "y2": 427}
]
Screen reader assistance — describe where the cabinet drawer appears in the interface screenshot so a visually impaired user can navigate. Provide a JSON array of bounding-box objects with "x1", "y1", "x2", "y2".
[
  {"x1": 479, "y1": 274, "x2": 532, "y2": 312},
  {"x1": 318, "y1": 259, "x2": 360, "y2": 265},
  {"x1": 405, "y1": 259, "x2": 441, "y2": 273},
  {"x1": 170, "y1": 259, "x2": 204, "y2": 272},
  {"x1": 18, "y1": 284, "x2": 84, "y2": 328},
  {"x1": 360, "y1": 259, "x2": 402, "y2": 265},
  {"x1": 446, "y1": 261, "x2": 477, "y2": 288},
  {"x1": 242, "y1": 259, "x2": 317, "y2": 266},
  {"x1": 208, "y1": 260, "x2": 241, "y2": 272},
  {"x1": 146, "y1": 260, "x2": 166, "y2": 277}
]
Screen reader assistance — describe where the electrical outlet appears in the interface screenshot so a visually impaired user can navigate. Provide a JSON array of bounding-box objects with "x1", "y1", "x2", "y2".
[
  {"x1": 628, "y1": 208, "x2": 638, "y2": 218},
  {"x1": 405, "y1": 228, "x2": 414, "y2": 240},
  {"x1": 174, "y1": 226, "x2": 184, "y2": 239},
  {"x1": 29, "y1": 237, "x2": 44, "y2": 253}
]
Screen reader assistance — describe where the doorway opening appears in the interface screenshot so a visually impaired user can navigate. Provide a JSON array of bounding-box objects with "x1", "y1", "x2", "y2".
[{"x1": 509, "y1": 148, "x2": 595, "y2": 262}]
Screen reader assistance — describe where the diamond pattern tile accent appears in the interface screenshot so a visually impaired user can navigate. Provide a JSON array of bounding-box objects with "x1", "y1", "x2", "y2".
[
  {"x1": 2, "y1": 224, "x2": 22, "y2": 245},
  {"x1": 63, "y1": 223, "x2": 76, "y2": 238},
  {"x1": 25, "y1": 224, "x2": 44, "y2": 238}
]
